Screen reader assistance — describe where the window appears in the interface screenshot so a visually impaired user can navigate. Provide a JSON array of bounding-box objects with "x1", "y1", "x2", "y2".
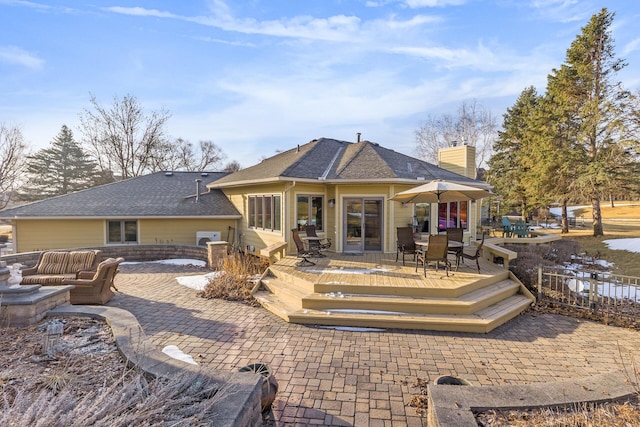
[
  {"x1": 437, "y1": 201, "x2": 468, "y2": 232},
  {"x1": 107, "y1": 220, "x2": 138, "y2": 244},
  {"x1": 248, "y1": 195, "x2": 281, "y2": 231},
  {"x1": 296, "y1": 195, "x2": 323, "y2": 231}
]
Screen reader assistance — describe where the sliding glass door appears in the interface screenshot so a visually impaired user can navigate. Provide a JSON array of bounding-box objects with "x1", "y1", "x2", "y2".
[{"x1": 343, "y1": 198, "x2": 383, "y2": 253}]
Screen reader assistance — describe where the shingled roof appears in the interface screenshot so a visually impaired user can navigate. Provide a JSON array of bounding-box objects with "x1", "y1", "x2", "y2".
[
  {"x1": 211, "y1": 138, "x2": 481, "y2": 188},
  {"x1": 0, "y1": 171, "x2": 241, "y2": 219}
]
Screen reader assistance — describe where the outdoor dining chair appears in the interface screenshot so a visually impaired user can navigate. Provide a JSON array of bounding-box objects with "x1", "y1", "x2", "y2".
[
  {"x1": 445, "y1": 227, "x2": 464, "y2": 266},
  {"x1": 415, "y1": 234, "x2": 450, "y2": 277},
  {"x1": 460, "y1": 231, "x2": 486, "y2": 273},
  {"x1": 396, "y1": 226, "x2": 417, "y2": 266},
  {"x1": 291, "y1": 229, "x2": 319, "y2": 266}
]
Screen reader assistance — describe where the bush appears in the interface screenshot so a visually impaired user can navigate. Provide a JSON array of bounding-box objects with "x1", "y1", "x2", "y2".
[
  {"x1": 505, "y1": 240, "x2": 579, "y2": 291},
  {"x1": 197, "y1": 253, "x2": 264, "y2": 306}
]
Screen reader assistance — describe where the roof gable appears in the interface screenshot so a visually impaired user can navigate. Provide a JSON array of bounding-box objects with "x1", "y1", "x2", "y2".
[{"x1": 212, "y1": 137, "x2": 482, "y2": 186}]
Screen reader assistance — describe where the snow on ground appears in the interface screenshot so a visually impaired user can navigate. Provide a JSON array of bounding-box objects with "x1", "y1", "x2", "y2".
[
  {"x1": 122, "y1": 258, "x2": 207, "y2": 267},
  {"x1": 603, "y1": 238, "x2": 640, "y2": 254},
  {"x1": 176, "y1": 272, "x2": 222, "y2": 291},
  {"x1": 162, "y1": 345, "x2": 198, "y2": 365}
]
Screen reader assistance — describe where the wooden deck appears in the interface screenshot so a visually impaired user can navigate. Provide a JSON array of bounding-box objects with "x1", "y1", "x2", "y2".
[{"x1": 254, "y1": 252, "x2": 535, "y2": 333}]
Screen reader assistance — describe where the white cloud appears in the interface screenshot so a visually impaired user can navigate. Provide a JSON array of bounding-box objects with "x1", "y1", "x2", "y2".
[
  {"x1": 404, "y1": 0, "x2": 467, "y2": 8},
  {"x1": 528, "y1": 0, "x2": 590, "y2": 23},
  {"x1": 0, "y1": 45, "x2": 43, "y2": 69},
  {"x1": 104, "y1": 6, "x2": 178, "y2": 19}
]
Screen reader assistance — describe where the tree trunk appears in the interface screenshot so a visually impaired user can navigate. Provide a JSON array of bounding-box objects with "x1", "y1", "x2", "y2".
[
  {"x1": 592, "y1": 197, "x2": 604, "y2": 236},
  {"x1": 561, "y1": 199, "x2": 569, "y2": 234}
]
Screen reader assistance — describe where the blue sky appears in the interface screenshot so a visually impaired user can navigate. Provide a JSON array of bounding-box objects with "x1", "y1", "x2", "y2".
[{"x1": 1, "y1": 0, "x2": 639, "y2": 168}]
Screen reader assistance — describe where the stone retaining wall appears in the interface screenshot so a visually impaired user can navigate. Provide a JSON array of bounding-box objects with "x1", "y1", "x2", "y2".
[{"x1": 1, "y1": 244, "x2": 209, "y2": 268}]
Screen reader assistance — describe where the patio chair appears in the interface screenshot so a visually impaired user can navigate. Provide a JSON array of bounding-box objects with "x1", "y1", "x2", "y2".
[
  {"x1": 445, "y1": 227, "x2": 464, "y2": 266},
  {"x1": 291, "y1": 229, "x2": 319, "y2": 267},
  {"x1": 62, "y1": 257, "x2": 124, "y2": 305},
  {"x1": 305, "y1": 225, "x2": 331, "y2": 251},
  {"x1": 512, "y1": 220, "x2": 530, "y2": 238},
  {"x1": 396, "y1": 226, "x2": 417, "y2": 266},
  {"x1": 460, "y1": 231, "x2": 486, "y2": 273},
  {"x1": 501, "y1": 217, "x2": 513, "y2": 238},
  {"x1": 415, "y1": 234, "x2": 450, "y2": 277}
]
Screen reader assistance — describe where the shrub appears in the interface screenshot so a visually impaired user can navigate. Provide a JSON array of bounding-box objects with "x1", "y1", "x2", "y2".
[
  {"x1": 505, "y1": 241, "x2": 578, "y2": 291},
  {"x1": 197, "y1": 253, "x2": 264, "y2": 306}
]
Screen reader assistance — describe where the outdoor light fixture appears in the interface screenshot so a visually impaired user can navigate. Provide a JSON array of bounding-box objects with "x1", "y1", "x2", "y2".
[{"x1": 328, "y1": 199, "x2": 335, "y2": 208}]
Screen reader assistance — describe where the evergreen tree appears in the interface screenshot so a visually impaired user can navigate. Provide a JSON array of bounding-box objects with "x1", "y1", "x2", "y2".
[
  {"x1": 545, "y1": 8, "x2": 631, "y2": 236},
  {"x1": 22, "y1": 125, "x2": 100, "y2": 200},
  {"x1": 487, "y1": 86, "x2": 541, "y2": 219}
]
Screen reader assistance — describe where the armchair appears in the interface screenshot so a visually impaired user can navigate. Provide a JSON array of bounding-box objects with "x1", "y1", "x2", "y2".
[{"x1": 62, "y1": 257, "x2": 124, "y2": 305}]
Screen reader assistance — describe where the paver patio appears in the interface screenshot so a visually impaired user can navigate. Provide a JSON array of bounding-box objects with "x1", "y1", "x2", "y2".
[{"x1": 109, "y1": 262, "x2": 640, "y2": 426}]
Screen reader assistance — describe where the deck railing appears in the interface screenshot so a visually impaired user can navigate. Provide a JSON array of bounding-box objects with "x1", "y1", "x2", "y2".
[{"x1": 537, "y1": 266, "x2": 640, "y2": 321}]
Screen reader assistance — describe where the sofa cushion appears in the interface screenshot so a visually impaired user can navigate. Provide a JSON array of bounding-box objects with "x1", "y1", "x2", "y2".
[
  {"x1": 22, "y1": 274, "x2": 74, "y2": 285},
  {"x1": 67, "y1": 250, "x2": 99, "y2": 274},
  {"x1": 36, "y1": 252, "x2": 70, "y2": 275}
]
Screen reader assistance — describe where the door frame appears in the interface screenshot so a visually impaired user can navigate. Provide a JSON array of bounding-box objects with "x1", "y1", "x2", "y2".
[{"x1": 342, "y1": 197, "x2": 384, "y2": 253}]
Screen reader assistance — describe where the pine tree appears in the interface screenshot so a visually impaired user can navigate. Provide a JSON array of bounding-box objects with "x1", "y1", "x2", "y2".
[
  {"x1": 487, "y1": 86, "x2": 542, "y2": 218},
  {"x1": 22, "y1": 125, "x2": 100, "y2": 200},
  {"x1": 545, "y1": 8, "x2": 631, "y2": 236}
]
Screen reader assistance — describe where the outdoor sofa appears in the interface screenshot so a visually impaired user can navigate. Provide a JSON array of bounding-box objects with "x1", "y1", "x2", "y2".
[{"x1": 20, "y1": 250, "x2": 102, "y2": 285}]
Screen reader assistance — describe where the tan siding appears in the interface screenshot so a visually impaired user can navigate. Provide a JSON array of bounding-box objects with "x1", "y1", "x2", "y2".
[
  {"x1": 222, "y1": 184, "x2": 289, "y2": 253},
  {"x1": 438, "y1": 145, "x2": 476, "y2": 178},
  {"x1": 140, "y1": 219, "x2": 237, "y2": 245},
  {"x1": 14, "y1": 219, "x2": 104, "y2": 252}
]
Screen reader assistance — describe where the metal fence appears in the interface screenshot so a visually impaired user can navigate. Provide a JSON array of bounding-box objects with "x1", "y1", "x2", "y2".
[{"x1": 538, "y1": 266, "x2": 640, "y2": 321}]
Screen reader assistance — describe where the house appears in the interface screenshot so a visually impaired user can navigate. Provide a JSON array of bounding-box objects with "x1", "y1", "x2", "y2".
[
  {"x1": 0, "y1": 171, "x2": 241, "y2": 252},
  {"x1": 208, "y1": 137, "x2": 487, "y2": 255},
  {"x1": 0, "y1": 137, "x2": 489, "y2": 255}
]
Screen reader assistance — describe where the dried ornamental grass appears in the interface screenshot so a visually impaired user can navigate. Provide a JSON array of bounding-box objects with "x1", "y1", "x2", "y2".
[{"x1": 197, "y1": 252, "x2": 264, "y2": 306}]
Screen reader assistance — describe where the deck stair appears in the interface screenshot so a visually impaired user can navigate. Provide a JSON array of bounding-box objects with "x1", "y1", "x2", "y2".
[{"x1": 254, "y1": 255, "x2": 534, "y2": 333}]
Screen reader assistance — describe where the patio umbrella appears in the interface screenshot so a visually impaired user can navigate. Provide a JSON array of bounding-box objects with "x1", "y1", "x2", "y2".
[{"x1": 390, "y1": 180, "x2": 493, "y2": 204}]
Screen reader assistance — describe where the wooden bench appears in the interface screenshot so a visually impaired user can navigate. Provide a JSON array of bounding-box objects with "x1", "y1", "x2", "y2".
[{"x1": 260, "y1": 241, "x2": 287, "y2": 264}]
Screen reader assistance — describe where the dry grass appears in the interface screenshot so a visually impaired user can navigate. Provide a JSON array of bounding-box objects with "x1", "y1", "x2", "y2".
[
  {"x1": 197, "y1": 252, "x2": 266, "y2": 306},
  {"x1": 476, "y1": 399, "x2": 640, "y2": 426},
  {"x1": 0, "y1": 317, "x2": 232, "y2": 426}
]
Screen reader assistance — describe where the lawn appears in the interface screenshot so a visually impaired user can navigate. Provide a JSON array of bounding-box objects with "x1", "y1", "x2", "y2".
[{"x1": 551, "y1": 202, "x2": 640, "y2": 277}]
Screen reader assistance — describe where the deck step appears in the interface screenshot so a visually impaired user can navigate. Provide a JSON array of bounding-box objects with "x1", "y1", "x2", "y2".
[
  {"x1": 255, "y1": 289, "x2": 533, "y2": 334},
  {"x1": 287, "y1": 294, "x2": 533, "y2": 333},
  {"x1": 311, "y1": 270, "x2": 511, "y2": 298},
  {"x1": 301, "y1": 279, "x2": 520, "y2": 315},
  {"x1": 261, "y1": 277, "x2": 312, "y2": 309}
]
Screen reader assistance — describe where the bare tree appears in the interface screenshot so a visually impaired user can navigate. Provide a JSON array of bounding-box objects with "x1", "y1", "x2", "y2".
[
  {"x1": 0, "y1": 123, "x2": 28, "y2": 209},
  {"x1": 415, "y1": 99, "x2": 497, "y2": 169},
  {"x1": 222, "y1": 160, "x2": 242, "y2": 172},
  {"x1": 152, "y1": 138, "x2": 226, "y2": 172},
  {"x1": 79, "y1": 94, "x2": 171, "y2": 179}
]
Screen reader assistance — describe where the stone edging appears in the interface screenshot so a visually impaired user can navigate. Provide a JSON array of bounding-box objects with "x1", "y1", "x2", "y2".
[
  {"x1": 47, "y1": 305, "x2": 263, "y2": 427},
  {"x1": 427, "y1": 370, "x2": 638, "y2": 427}
]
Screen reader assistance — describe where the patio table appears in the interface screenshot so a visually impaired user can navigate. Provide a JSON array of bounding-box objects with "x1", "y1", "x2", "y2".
[{"x1": 302, "y1": 236, "x2": 326, "y2": 257}]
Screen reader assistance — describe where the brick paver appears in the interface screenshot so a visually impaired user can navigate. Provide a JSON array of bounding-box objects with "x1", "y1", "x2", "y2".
[{"x1": 110, "y1": 263, "x2": 640, "y2": 426}]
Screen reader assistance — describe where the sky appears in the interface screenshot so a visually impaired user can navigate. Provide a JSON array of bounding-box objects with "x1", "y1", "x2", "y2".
[{"x1": 2, "y1": 0, "x2": 640, "y2": 168}]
